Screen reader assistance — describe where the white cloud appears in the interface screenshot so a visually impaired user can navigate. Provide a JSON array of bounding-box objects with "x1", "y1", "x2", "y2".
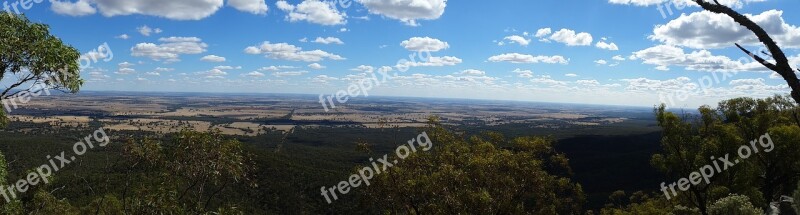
[
  {"x1": 631, "y1": 44, "x2": 765, "y2": 72},
  {"x1": 244, "y1": 41, "x2": 345, "y2": 62},
  {"x1": 80, "y1": 0, "x2": 224, "y2": 20},
  {"x1": 273, "y1": 71, "x2": 309, "y2": 77},
  {"x1": 577, "y1": 79, "x2": 601, "y2": 86},
  {"x1": 357, "y1": 0, "x2": 447, "y2": 26},
  {"x1": 116, "y1": 68, "x2": 136, "y2": 75},
  {"x1": 137, "y1": 25, "x2": 162, "y2": 36},
  {"x1": 201, "y1": 55, "x2": 226, "y2": 62},
  {"x1": 131, "y1": 37, "x2": 208, "y2": 62},
  {"x1": 214, "y1": 66, "x2": 241, "y2": 70},
  {"x1": 512, "y1": 68, "x2": 533, "y2": 78},
  {"x1": 549, "y1": 29, "x2": 593, "y2": 46},
  {"x1": 313, "y1": 37, "x2": 344, "y2": 45},
  {"x1": 308, "y1": 63, "x2": 326, "y2": 69},
  {"x1": 155, "y1": 67, "x2": 174, "y2": 72},
  {"x1": 351, "y1": 65, "x2": 375, "y2": 72},
  {"x1": 565, "y1": 73, "x2": 578, "y2": 77},
  {"x1": 595, "y1": 59, "x2": 608, "y2": 65},
  {"x1": 50, "y1": 0, "x2": 97, "y2": 16},
  {"x1": 228, "y1": 0, "x2": 269, "y2": 15},
  {"x1": 400, "y1": 37, "x2": 450, "y2": 52},
  {"x1": 531, "y1": 75, "x2": 567, "y2": 86},
  {"x1": 612, "y1": 55, "x2": 626, "y2": 61},
  {"x1": 535, "y1": 28, "x2": 552, "y2": 38},
  {"x1": 244, "y1": 71, "x2": 266, "y2": 78},
  {"x1": 396, "y1": 56, "x2": 462, "y2": 67},
  {"x1": 118, "y1": 62, "x2": 135, "y2": 68},
  {"x1": 458, "y1": 69, "x2": 485, "y2": 76},
  {"x1": 596, "y1": 41, "x2": 619, "y2": 50},
  {"x1": 503, "y1": 35, "x2": 531, "y2": 47},
  {"x1": 259, "y1": 66, "x2": 297, "y2": 71},
  {"x1": 488, "y1": 53, "x2": 569, "y2": 64},
  {"x1": 312, "y1": 75, "x2": 339, "y2": 84},
  {"x1": 651, "y1": 10, "x2": 800, "y2": 49},
  {"x1": 116, "y1": 34, "x2": 130, "y2": 40},
  {"x1": 608, "y1": 0, "x2": 758, "y2": 9},
  {"x1": 276, "y1": 0, "x2": 346, "y2": 25}
]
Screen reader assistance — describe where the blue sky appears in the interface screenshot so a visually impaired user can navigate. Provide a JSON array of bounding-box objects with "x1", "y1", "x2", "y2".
[{"x1": 7, "y1": 0, "x2": 800, "y2": 107}]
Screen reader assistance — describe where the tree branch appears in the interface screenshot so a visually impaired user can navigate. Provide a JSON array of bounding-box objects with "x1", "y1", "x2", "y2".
[
  {"x1": 735, "y1": 43, "x2": 777, "y2": 71},
  {"x1": 695, "y1": 0, "x2": 800, "y2": 104},
  {"x1": 1, "y1": 74, "x2": 35, "y2": 99}
]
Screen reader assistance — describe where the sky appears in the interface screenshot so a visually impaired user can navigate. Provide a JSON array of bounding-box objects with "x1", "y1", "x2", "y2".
[{"x1": 6, "y1": 0, "x2": 800, "y2": 108}]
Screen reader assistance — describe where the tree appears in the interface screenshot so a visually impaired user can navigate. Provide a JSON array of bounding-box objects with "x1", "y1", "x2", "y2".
[
  {"x1": 0, "y1": 13, "x2": 83, "y2": 128},
  {"x1": 359, "y1": 117, "x2": 585, "y2": 214},
  {"x1": 707, "y1": 194, "x2": 763, "y2": 215},
  {"x1": 692, "y1": 0, "x2": 800, "y2": 104},
  {"x1": 121, "y1": 129, "x2": 253, "y2": 214},
  {"x1": 653, "y1": 95, "x2": 800, "y2": 214}
]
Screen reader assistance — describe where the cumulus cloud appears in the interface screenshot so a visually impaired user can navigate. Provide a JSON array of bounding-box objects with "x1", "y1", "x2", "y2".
[
  {"x1": 244, "y1": 71, "x2": 266, "y2": 78},
  {"x1": 313, "y1": 37, "x2": 344, "y2": 45},
  {"x1": 131, "y1": 37, "x2": 208, "y2": 62},
  {"x1": 200, "y1": 55, "x2": 226, "y2": 62},
  {"x1": 608, "y1": 0, "x2": 759, "y2": 9},
  {"x1": 400, "y1": 37, "x2": 450, "y2": 52},
  {"x1": 351, "y1": 65, "x2": 375, "y2": 72},
  {"x1": 631, "y1": 44, "x2": 765, "y2": 71},
  {"x1": 396, "y1": 56, "x2": 462, "y2": 67},
  {"x1": 70, "y1": 0, "x2": 224, "y2": 20},
  {"x1": 137, "y1": 25, "x2": 162, "y2": 36},
  {"x1": 596, "y1": 41, "x2": 619, "y2": 50},
  {"x1": 457, "y1": 69, "x2": 485, "y2": 76},
  {"x1": 488, "y1": 53, "x2": 569, "y2": 64},
  {"x1": 50, "y1": 0, "x2": 97, "y2": 16},
  {"x1": 503, "y1": 35, "x2": 531, "y2": 46},
  {"x1": 650, "y1": 10, "x2": 800, "y2": 49},
  {"x1": 276, "y1": 0, "x2": 346, "y2": 25},
  {"x1": 228, "y1": 0, "x2": 268, "y2": 15},
  {"x1": 549, "y1": 29, "x2": 593, "y2": 46},
  {"x1": 312, "y1": 75, "x2": 339, "y2": 84},
  {"x1": 308, "y1": 63, "x2": 326, "y2": 69},
  {"x1": 357, "y1": 0, "x2": 447, "y2": 26},
  {"x1": 244, "y1": 41, "x2": 345, "y2": 62},
  {"x1": 512, "y1": 68, "x2": 533, "y2": 78},
  {"x1": 535, "y1": 28, "x2": 552, "y2": 38},
  {"x1": 273, "y1": 71, "x2": 309, "y2": 77}
]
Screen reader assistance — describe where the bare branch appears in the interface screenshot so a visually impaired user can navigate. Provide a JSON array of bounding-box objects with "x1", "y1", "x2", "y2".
[
  {"x1": 1, "y1": 74, "x2": 35, "y2": 99},
  {"x1": 735, "y1": 43, "x2": 777, "y2": 71},
  {"x1": 695, "y1": 0, "x2": 800, "y2": 103}
]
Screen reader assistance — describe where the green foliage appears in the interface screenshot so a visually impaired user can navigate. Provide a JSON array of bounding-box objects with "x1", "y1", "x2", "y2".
[
  {"x1": 707, "y1": 194, "x2": 763, "y2": 215},
  {"x1": 28, "y1": 190, "x2": 80, "y2": 215},
  {"x1": 122, "y1": 129, "x2": 252, "y2": 214},
  {"x1": 359, "y1": 118, "x2": 585, "y2": 214},
  {"x1": 651, "y1": 95, "x2": 800, "y2": 213},
  {"x1": 80, "y1": 194, "x2": 123, "y2": 215},
  {"x1": 0, "y1": 13, "x2": 83, "y2": 128},
  {"x1": 599, "y1": 191, "x2": 699, "y2": 215}
]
